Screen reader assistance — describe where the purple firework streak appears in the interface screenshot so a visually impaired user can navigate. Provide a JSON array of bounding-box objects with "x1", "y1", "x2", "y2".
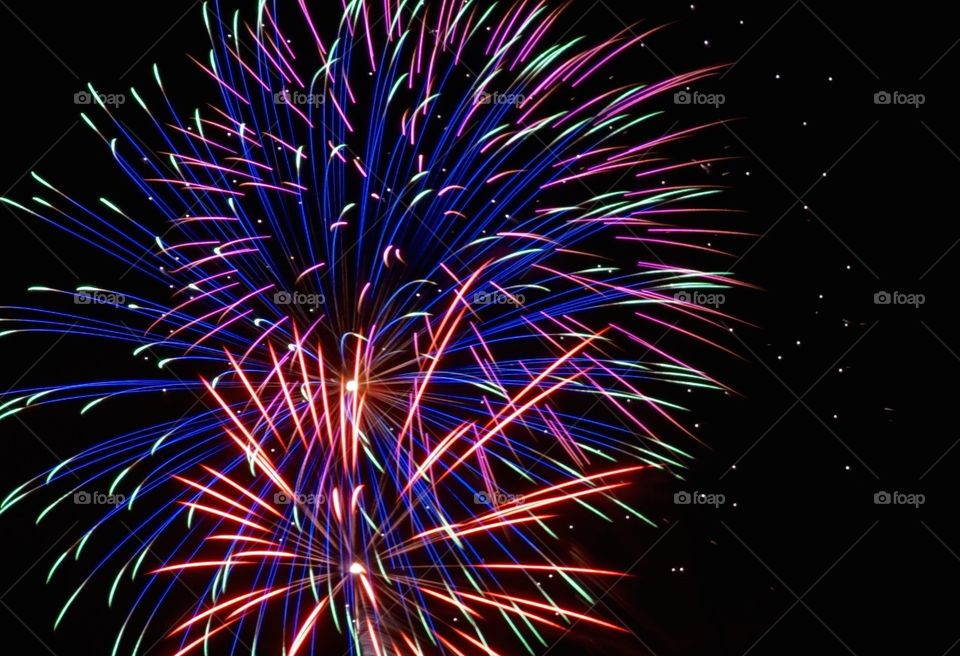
[{"x1": 0, "y1": 1, "x2": 748, "y2": 654}]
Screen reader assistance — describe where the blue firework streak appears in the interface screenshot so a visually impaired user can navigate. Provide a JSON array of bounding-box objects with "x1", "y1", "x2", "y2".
[{"x1": 0, "y1": 1, "x2": 746, "y2": 654}]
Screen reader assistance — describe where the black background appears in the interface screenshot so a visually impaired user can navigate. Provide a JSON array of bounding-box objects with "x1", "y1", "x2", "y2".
[{"x1": 0, "y1": 1, "x2": 957, "y2": 654}]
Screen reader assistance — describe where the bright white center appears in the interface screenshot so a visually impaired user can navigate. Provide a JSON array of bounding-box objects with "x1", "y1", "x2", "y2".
[
  {"x1": 345, "y1": 379, "x2": 358, "y2": 392},
  {"x1": 349, "y1": 562, "x2": 364, "y2": 575}
]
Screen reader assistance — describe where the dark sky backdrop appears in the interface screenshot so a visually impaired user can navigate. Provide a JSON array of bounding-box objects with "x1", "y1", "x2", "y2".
[{"x1": 0, "y1": 1, "x2": 957, "y2": 654}]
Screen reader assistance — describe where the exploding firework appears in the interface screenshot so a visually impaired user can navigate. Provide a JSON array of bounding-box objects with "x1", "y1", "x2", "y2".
[{"x1": 0, "y1": 1, "x2": 745, "y2": 654}]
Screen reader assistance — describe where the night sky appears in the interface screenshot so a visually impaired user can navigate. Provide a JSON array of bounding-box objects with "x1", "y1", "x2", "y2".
[{"x1": 0, "y1": 1, "x2": 957, "y2": 655}]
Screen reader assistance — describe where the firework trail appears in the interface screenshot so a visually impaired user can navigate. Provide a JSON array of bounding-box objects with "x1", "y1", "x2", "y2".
[{"x1": 0, "y1": 1, "x2": 746, "y2": 654}]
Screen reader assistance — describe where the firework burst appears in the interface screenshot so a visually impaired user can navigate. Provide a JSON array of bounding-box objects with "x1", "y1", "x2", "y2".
[{"x1": 1, "y1": 0, "x2": 745, "y2": 654}]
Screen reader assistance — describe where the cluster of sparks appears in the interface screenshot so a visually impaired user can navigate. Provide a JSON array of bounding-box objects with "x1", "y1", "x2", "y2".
[{"x1": 0, "y1": 0, "x2": 746, "y2": 654}]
